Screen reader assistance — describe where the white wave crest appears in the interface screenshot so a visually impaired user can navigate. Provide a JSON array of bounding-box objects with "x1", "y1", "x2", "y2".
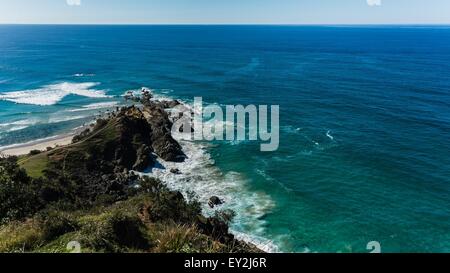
[
  {"x1": 73, "y1": 73, "x2": 95, "y2": 77},
  {"x1": 0, "y1": 82, "x2": 110, "y2": 106},
  {"x1": 326, "y1": 130, "x2": 335, "y2": 141},
  {"x1": 68, "y1": 101, "x2": 119, "y2": 112},
  {"x1": 0, "y1": 118, "x2": 40, "y2": 133}
]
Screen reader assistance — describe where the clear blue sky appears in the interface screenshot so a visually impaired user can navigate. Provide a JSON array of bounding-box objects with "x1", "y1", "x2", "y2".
[{"x1": 1, "y1": 0, "x2": 450, "y2": 24}]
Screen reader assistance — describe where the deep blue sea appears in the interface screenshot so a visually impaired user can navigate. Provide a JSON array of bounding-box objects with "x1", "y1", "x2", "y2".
[{"x1": 0, "y1": 25, "x2": 449, "y2": 253}]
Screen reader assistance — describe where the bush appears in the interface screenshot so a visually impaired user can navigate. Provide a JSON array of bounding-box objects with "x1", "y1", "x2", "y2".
[
  {"x1": 0, "y1": 220, "x2": 43, "y2": 252},
  {"x1": 72, "y1": 128, "x2": 91, "y2": 143},
  {"x1": 214, "y1": 209, "x2": 236, "y2": 225},
  {"x1": 0, "y1": 158, "x2": 41, "y2": 223},
  {"x1": 80, "y1": 209, "x2": 149, "y2": 252},
  {"x1": 29, "y1": 150, "x2": 42, "y2": 156},
  {"x1": 145, "y1": 190, "x2": 201, "y2": 224},
  {"x1": 154, "y1": 224, "x2": 225, "y2": 253},
  {"x1": 37, "y1": 210, "x2": 79, "y2": 241},
  {"x1": 93, "y1": 118, "x2": 108, "y2": 131}
]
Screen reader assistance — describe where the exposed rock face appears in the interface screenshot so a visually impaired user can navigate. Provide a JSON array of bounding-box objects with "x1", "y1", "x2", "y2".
[
  {"x1": 142, "y1": 102, "x2": 186, "y2": 162},
  {"x1": 158, "y1": 100, "x2": 181, "y2": 109},
  {"x1": 44, "y1": 103, "x2": 188, "y2": 204},
  {"x1": 45, "y1": 106, "x2": 152, "y2": 204},
  {"x1": 133, "y1": 145, "x2": 152, "y2": 171}
]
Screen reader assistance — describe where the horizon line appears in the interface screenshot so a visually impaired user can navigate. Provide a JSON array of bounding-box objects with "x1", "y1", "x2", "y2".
[{"x1": 1, "y1": 23, "x2": 450, "y2": 26}]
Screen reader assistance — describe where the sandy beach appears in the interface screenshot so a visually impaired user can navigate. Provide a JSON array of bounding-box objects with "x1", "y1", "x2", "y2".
[{"x1": 0, "y1": 134, "x2": 75, "y2": 156}]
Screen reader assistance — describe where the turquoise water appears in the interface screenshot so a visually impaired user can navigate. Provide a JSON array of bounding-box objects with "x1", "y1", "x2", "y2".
[{"x1": 0, "y1": 25, "x2": 449, "y2": 252}]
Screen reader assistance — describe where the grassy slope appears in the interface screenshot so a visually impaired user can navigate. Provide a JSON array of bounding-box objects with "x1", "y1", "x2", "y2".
[
  {"x1": 3, "y1": 110, "x2": 261, "y2": 253},
  {"x1": 18, "y1": 153, "x2": 49, "y2": 179},
  {"x1": 0, "y1": 195, "x2": 230, "y2": 253},
  {"x1": 18, "y1": 119, "x2": 118, "y2": 179}
]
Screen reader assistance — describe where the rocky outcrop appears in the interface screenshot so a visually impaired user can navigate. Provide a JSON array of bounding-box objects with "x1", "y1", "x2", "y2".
[
  {"x1": 170, "y1": 168, "x2": 182, "y2": 175},
  {"x1": 158, "y1": 100, "x2": 181, "y2": 109},
  {"x1": 132, "y1": 144, "x2": 152, "y2": 171},
  {"x1": 208, "y1": 196, "x2": 224, "y2": 208},
  {"x1": 142, "y1": 102, "x2": 186, "y2": 162}
]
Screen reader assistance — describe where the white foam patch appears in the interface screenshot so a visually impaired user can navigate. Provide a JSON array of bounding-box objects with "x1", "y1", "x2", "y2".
[
  {"x1": 68, "y1": 101, "x2": 119, "y2": 112},
  {"x1": 0, "y1": 82, "x2": 110, "y2": 106},
  {"x1": 0, "y1": 118, "x2": 40, "y2": 133},
  {"x1": 326, "y1": 130, "x2": 335, "y2": 141},
  {"x1": 140, "y1": 140, "x2": 279, "y2": 252},
  {"x1": 6, "y1": 126, "x2": 28, "y2": 132},
  {"x1": 0, "y1": 112, "x2": 91, "y2": 134},
  {"x1": 73, "y1": 73, "x2": 95, "y2": 77},
  {"x1": 48, "y1": 114, "x2": 89, "y2": 124},
  {"x1": 123, "y1": 87, "x2": 180, "y2": 103}
]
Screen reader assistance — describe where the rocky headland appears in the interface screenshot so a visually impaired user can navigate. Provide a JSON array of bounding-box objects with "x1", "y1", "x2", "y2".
[{"x1": 0, "y1": 93, "x2": 262, "y2": 253}]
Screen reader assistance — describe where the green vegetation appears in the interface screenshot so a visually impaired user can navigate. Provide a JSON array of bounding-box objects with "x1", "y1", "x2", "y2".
[
  {"x1": 0, "y1": 174, "x2": 255, "y2": 253},
  {"x1": 18, "y1": 153, "x2": 49, "y2": 179},
  {"x1": 0, "y1": 107, "x2": 261, "y2": 253}
]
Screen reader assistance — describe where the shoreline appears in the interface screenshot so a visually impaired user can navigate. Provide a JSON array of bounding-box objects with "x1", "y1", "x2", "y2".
[
  {"x1": 0, "y1": 95, "x2": 279, "y2": 253},
  {"x1": 0, "y1": 133, "x2": 76, "y2": 156}
]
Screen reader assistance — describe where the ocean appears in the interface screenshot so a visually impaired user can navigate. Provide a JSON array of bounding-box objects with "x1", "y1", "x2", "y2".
[{"x1": 0, "y1": 25, "x2": 449, "y2": 253}]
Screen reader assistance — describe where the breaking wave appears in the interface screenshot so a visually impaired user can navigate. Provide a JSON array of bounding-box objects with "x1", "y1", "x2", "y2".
[{"x1": 0, "y1": 82, "x2": 110, "y2": 106}]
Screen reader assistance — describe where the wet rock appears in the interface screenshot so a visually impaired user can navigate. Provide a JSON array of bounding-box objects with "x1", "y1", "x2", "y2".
[
  {"x1": 208, "y1": 196, "x2": 224, "y2": 208},
  {"x1": 170, "y1": 168, "x2": 182, "y2": 175}
]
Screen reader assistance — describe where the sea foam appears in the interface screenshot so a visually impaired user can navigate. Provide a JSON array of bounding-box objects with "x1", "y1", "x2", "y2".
[
  {"x1": 0, "y1": 82, "x2": 109, "y2": 106},
  {"x1": 142, "y1": 139, "x2": 279, "y2": 252},
  {"x1": 135, "y1": 94, "x2": 280, "y2": 252},
  {"x1": 68, "y1": 101, "x2": 119, "y2": 112}
]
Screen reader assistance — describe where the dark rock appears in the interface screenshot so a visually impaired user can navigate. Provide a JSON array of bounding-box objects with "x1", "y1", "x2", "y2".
[
  {"x1": 142, "y1": 103, "x2": 186, "y2": 162},
  {"x1": 170, "y1": 168, "x2": 182, "y2": 175},
  {"x1": 208, "y1": 196, "x2": 224, "y2": 208},
  {"x1": 132, "y1": 145, "x2": 152, "y2": 171}
]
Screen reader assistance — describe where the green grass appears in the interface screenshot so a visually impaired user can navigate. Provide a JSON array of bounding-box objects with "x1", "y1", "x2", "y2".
[
  {"x1": 0, "y1": 220, "x2": 43, "y2": 252},
  {"x1": 18, "y1": 153, "x2": 49, "y2": 179}
]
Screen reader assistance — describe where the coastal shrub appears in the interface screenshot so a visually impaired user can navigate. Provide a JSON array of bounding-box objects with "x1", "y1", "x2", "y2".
[
  {"x1": 0, "y1": 158, "x2": 41, "y2": 223},
  {"x1": 37, "y1": 210, "x2": 79, "y2": 241},
  {"x1": 93, "y1": 118, "x2": 108, "y2": 131},
  {"x1": 145, "y1": 190, "x2": 201, "y2": 224},
  {"x1": 0, "y1": 220, "x2": 43, "y2": 252},
  {"x1": 154, "y1": 224, "x2": 223, "y2": 253},
  {"x1": 80, "y1": 209, "x2": 149, "y2": 252},
  {"x1": 214, "y1": 209, "x2": 237, "y2": 225},
  {"x1": 140, "y1": 176, "x2": 169, "y2": 195},
  {"x1": 72, "y1": 128, "x2": 91, "y2": 143},
  {"x1": 29, "y1": 150, "x2": 42, "y2": 156},
  {"x1": 137, "y1": 177, "x2": 202, "y2": 224}
]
